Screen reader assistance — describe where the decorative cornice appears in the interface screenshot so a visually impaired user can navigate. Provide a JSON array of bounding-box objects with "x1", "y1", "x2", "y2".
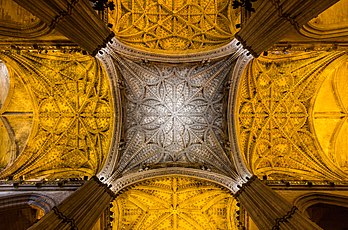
[
  {"x1": 91, "y1": 176, "x2": 116, "y2": 198},
  {"x1": 233, "y1": 175, "x2": 257, "y2": 198},
  {"x1": 92, "y1": 32, "x2": 115, "y2": 56},
  {"x1": 227, "y1": 50, "x2": 253, "y2": 179},
  {"x1": 108, "y1": 167, "x2": 240, "y2": 193},
  {"x1": 234, "y1": 34, "x2": 259, "y2": 57},
  {"x1": 272, "y1": 206, "x2": 298, "y2": 230},
  {"x1": 96, "y1": 51, "x2": 123, "y2": 181},
  {"x1": 103, "y1": 38, "x2": 246, "y2": 63}
]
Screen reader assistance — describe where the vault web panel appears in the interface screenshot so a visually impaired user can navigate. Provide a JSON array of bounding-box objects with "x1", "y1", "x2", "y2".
[
  {"x1": 109, "y1": 0, "x2": 239, "y2": 53},
  {"x1": 116, "y1": 57, "x2": 235, "y2": 175}
]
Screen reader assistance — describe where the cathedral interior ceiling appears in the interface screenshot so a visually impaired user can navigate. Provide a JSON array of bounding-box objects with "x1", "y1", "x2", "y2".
[
  {"x1": 108, "y1": 0, "x2": 240, "y2": 53},
  {"x1": 0, "y1": 52, "x2": 114, "y2": 180},
  {"x1": 0, "y1": 0, "x2": 348, "y2": 229},
  {"x1": 112, "y1": 176, "x2": 238, "y2": 230},
  {"x1": 236, "y1": 51, "x2": 348, "y2": 181},
  {"x1": 111, "y1": 55, "x2": 238, "y2": 178}
]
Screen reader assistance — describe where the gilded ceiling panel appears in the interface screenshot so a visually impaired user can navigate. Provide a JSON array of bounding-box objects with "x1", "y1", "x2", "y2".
[
  {"x1": 236, "y1": 51, "x2": 348, "y2": 180},
  {"x1": 313, "y1": 56, "x2": 348, "y2": 172},
  {"x1": 114, "y1": 56, "x2": 236, "y2": 176},
  {"x1": 0, "y1": 52, "x2": 114, "y2": 179},
  {"x1": 112, "y1": 176, "x2": 237, "y2": 229},
  {"x1": 109, "y1": 0, "x2": 239, "y2": 53}
]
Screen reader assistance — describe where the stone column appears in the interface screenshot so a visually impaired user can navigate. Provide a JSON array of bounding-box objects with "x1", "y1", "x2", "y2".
[
  {"x1": 13, "y1": 0, "x2": 114, "y2": 55},
  {"x1": 235, "y1": 0, "x2": 339, "y2": 56},
  {"x1": 28, "y1": 176, "x2": 115, "y2": 230},
  {"x1": 234, "y1": 176, "x2": 322, "y2": 230}
]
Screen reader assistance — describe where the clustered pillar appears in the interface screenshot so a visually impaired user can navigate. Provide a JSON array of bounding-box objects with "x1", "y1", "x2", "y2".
[
  {"x1": 29, "y1": 176, "x2": 115, "y2": 230},
  {"x1": 236, "y1": 0, "x2": 339, "y2": 56},
  {"x1": 234, "y1": 176, "x2": 322, "y2": 230},
  {"x1": 13, "y1": 0, "x2": 114, "y2": 55}
]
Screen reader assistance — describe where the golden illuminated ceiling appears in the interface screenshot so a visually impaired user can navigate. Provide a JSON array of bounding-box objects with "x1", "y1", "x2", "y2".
[
  {"x1": 303, "y1": 0, "x2": 348, "y2": 39},
  {"x1": 112, "y1": 176, "x2": 237, "y2": 229},
  {"x1": 0, "y1": 52, "x2": 114, "y2": 179},
  {"x1": 236, "y1": 51, "x2": 348, "y2": 180},
  {"x1": 313, "y1": 57, "x2": 348, "y2": 172},
  {"x1": 109, "y1": 0, "x2": 239, "y2": 53}
]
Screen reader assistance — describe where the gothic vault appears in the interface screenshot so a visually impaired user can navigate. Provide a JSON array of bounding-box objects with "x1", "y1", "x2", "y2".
[{"x1": 0, "y1": 0, "x2": 347, "y2": 230}]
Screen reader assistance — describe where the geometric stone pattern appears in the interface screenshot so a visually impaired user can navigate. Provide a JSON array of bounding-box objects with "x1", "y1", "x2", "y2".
[
  {"x1": 0, "y1": 52, "x2": 114, "y2": 179},
  {"x1": 236, "y1": 51, "x2": 347, "y2": 181},
  {"x1": 114, "y1": 56, "x2": 236, "y2": 176},
  {"x1": 109, "y1": 0, "x2": 239, "y2": 53},
  {"x1": 112, "y1": 176, "x2": 237, "y2": 229}
]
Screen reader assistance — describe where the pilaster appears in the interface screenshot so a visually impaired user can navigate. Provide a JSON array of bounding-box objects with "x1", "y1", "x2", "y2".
[
  {"x1": 13, "y1": 0, "x2": 114, "y2": 55},
  {"x1": 236, "y1": 0, "x2": 339, "y2": 56},
  {"x1": 28, "y1": 176, "x2": 115, "y2": 230},
  {"x1": 234, "y1": 176, "x2": 322, "y2": 230}
]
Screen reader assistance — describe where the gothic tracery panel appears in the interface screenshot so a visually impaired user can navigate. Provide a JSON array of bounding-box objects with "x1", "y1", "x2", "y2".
[
  {"x1": 112, "y1": 176, "x2": 237, "y2": 229},
  {"x1": 0, "y1": 52, "x2": 114, "y2": 179},
  {"x1": 115, "y1": 56, "x2": 236, "y2": 176},
  {"x1": 109, "y1": 0, "x2": 239, "y2": 53},
  {"x1": 236, "y1": 52, "x2": 347, "y2": 180}
]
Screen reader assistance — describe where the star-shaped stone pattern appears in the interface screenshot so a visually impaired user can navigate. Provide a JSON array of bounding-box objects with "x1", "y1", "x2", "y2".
[
  {"x1": 116, "y1": 56, "x2": 235, "y2": 175},
  {"x1": 112, "y1": 177, "x2": 235, "y2": 229}
]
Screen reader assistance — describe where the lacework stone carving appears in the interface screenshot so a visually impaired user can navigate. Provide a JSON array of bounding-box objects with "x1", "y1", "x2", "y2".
[
  {"x1": 0, "y1": 52, "x2": 114, "y2": 179},
  {"x1": 112, "y1": 176, "x2": 237, "y2": 229},
  {"x1": 114, "y1": 55, "x2": 237, "y2": 176},
  {"x1": 236, "y1": 52, "x2": 347, "y2": 180},
  {"x1": 108, "y1": 0, "x2": 240, "y2": 53}
]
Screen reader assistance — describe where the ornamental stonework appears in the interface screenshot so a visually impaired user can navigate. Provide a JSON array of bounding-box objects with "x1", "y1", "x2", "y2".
[
  {"x1": 114, "y1": 56, "x2": 236, "y2": 176},
  {"x1": 109, "y1": 0, "x2": 239, "y2": 53},
  {"x1": 0, "y1": 52, "x2": 114, "y2": 179},
  {"x1": 112, "y1": 176, "x2": 237, "y2": 229},
  {"x1": 236, "y1": 52, "x2": 347, "y2": 180}
]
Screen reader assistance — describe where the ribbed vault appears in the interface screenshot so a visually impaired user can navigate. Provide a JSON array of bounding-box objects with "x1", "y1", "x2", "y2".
[
  {"x1": 112, "y1": 176, "x2": 238, "y2": 229},
  {"x1": 0, "y1": 0, "x2": 347, "y2": 229},
  {"x1": 108, "y1": 0, "x2": 240, "y2": 53},
  {"x1": 236, "y1": 51, "x2": 348, "y2": 180},
  {"x1": 0, "y1": 52, "x2": 114, "y2": 179},
  {"x1": 113, "y1": 55, "x2": 237, "y2": 177}
]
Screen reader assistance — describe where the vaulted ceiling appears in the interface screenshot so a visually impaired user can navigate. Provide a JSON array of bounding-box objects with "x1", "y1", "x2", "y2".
[{"x1": 0, "y1": 0, "x2": 347, "y2": 229}]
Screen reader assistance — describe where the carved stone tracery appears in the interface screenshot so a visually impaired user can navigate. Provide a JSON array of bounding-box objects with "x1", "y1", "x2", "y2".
[
  {"x1": 109, "y1": 0, "x2": 239, "y2": 53},
  {"x1": 236, "y1": 51, "x2": 348, "y2": 180},
  {"x1": 0, "y1": 52, "x2": 114, "y2": 179},
  {"x1": 112, "y1": 55, "x2": 237, "y2": 177},
  {"x1": 112, "y1": 176, "x2": 237, "y2": 229}
]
